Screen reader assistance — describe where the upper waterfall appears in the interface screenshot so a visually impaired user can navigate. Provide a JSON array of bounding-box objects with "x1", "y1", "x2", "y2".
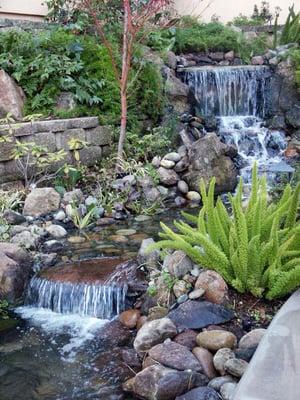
[{"x1": 182, "y1": 65, "x2": 271, "y2": 117}]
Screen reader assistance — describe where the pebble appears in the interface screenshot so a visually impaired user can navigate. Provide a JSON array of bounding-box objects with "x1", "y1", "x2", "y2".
[
  {"x1": 46, "y1": 224, "x2": 67, "y2": 239},
  {"x1": 116, "y1": 229, "x2": 137, "y2": 236},
  {"x1": 186, "y1": 191, "x2": 201, "y2": 202},
  {"x1": 54, "y1": 210, "x2": 66, "y2": 221},
  {"x1": 160, "y1": 159, "x2": 175, "y2": 169},
  {"x1": 224, "y1": 357, "x2": 248, "y2": 378},
  {"x1": 177, "y1": 180, "x2": 189, "y2": 194},
  {"x1": 68, "y1": 236, "x2": 86, "y2": 244},
  {"x1": 108, "y1": 235, "x2": 128, "y2": 243},
  {"x1": 135, "y1": 215, "x2": 151, "y2": 222},
  {"x1": 163, "y1": 152, "x2": 181, "y2": 162},
  {"x1": 177, "y1": 294, "x2": 189, "y2": 304}
]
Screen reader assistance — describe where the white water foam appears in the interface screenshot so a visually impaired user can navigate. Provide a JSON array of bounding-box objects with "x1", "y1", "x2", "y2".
[{"x1": 15, "y1": 306, "x2": 108, "y2": 361}]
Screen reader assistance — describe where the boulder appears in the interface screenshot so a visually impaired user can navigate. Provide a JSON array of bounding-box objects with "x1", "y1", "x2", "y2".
[
  {"x1": 286, "y1": 104, "x2": 300, "y2": 129},
  {"x1": 0, "y1": 70, "x2": 25, "y2": 120},
  {"x1": 165, "y1": 68, "x2": 190, "y2": 113},
  {"x1": 23, "y1": 188, "x2": 61, "y2": 217},
  {"x1": 134, "y1": 317, "x2": 177, "y2": 353},
  {"x1": 195, "y1": 270, "x2": 228, "y2": 304},
  {"x1": 175, "y1": 386, "x2": 222, "y2": 400},
  {"x1": 124, "y1": 365, "x2": 208, "y2": 400},
  {"x1": 119, "y1": 309, "x2": 141, "y2": 329},
  {"x1": 164, "y1": 152, "x2": 181, "y2": 163},
  {"x1": 158, "y1": 167, "x2": 180, "y2": 186},
  {"x1": 163, "y1": 251, "x2": 193, "y2": 278},
  {"x1": 168, "y1": 301, "x2": 234, "y2": 330},
  {"x1": 165, "y1": 51, "x2": 178, "y2": 70},
  {"x1": 148, "y1": 341, "x2": 202, "y2": 371},
  {"x1": 0, "y1": 242, "x2": 31, "y2": 301},
  {"x1": 183, "y1": 134, "x2": 238, "y2": 194},
  {"x1": 196, "y1": 331, "x2": 237, "y2": 352}
]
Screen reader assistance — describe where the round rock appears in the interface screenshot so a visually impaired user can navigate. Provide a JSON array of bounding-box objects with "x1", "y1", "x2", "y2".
[
  {"x1": 195, "y1": 270, "x2": 228, "y2": 304},
  {"x1": 178, "y1": 180, "x2": 189, "y2": 194},
  {"x1": 213, "y1": 348, "x2": 236, "y2": 375},
  {"x1": 224, "y1": 358, "x2": 248, "y2": 378},
  {"x1": 196, "y1": 330, "x2": 237, "y2": 352},
  {"x1": 238, "y1": 328, "x2": 266, "y2": 350}
]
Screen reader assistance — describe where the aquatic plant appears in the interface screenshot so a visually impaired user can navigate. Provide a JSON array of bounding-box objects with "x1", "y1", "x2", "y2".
[{"x1": 149, "y1": 164, "x2": 300, "y2": 300}]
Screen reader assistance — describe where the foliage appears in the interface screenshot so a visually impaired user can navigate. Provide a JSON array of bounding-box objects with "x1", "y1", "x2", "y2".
[
  {"x1": 280, "y1": 5, "x2": 300, "y2": 45},
  {"x1": 69, "y1": 203, "x2": 97, "y2": 231},
  {"x1": 146, "y1": 27, "x2": 176, "y2": 51},
  {"x1": 289, "y1": 48, "x2": 300, "y2": 87},
  {"x1": 0, "y1": 300, "x2": 9, "y2": 320},
  {"x1": 231, "y1": 1, "x2": 280, "y2": 26},
  {"x1": 149, "y1": 164, "x2": 300, "y2": 300}
]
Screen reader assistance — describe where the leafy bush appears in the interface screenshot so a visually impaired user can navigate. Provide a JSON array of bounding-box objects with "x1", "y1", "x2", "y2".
[
  {"x1": 149, "y1": 164, "x2": 300, "y2": 300},
  {"x1": 280, "y1": 5, "x2": 300, "y2": 45},
  {"x1": 289, "y1": 48, "x2": 300, "y2": 87}
]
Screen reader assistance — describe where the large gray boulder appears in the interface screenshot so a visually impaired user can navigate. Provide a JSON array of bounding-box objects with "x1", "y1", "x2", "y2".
[
  {"x1": 23, "y1": 188, "x2": 61, "y2": 217},
  {"x1": 0, "y1": 242, "x2": 32, "y2": 301},
  {"x1": 0, "y1": 70, "x2": 25, "y2": 120},
  {"x1": 183, "y1": 133, "x2": 238, "y2": 194},
  {"x1": 165, "y1": 68, "x2": 190, "y2": 113}
]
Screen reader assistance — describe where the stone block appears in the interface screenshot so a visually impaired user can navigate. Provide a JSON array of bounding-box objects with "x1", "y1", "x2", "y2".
[
  {"x1": 79, "y1": 146, "x2": 102, "y2": 166},
  {"x1": 3, "y1": 159, "x2": 22, "y2": 182},
  {"x1": 0, "y1": 140, "x2": 14, "y2": 161},
  {"x1": 56, "y1": 128, "x2": 86, "y2": 151},
  {"x1": 20, "y1": 131, "x2": 57, "y2": 152},
  {"x1": 85, "y1": 125, "x2": 112, "y2": 146}
]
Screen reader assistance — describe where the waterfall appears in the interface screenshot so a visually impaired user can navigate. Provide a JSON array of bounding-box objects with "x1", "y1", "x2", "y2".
[
  {"x1": 182, "y1": 65, "x2": 288, "y2": 182},
  {"x1": 183, "y1": 65, "x2": 270, "y2": 117},
  {"x1": 25, "y1": 276, "x2": 127, "y2": 319}
]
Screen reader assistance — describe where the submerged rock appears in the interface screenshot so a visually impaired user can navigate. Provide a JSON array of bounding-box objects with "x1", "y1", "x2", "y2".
[{"x1": 168, "y1": 301, "x2": 234, "y2": 330}]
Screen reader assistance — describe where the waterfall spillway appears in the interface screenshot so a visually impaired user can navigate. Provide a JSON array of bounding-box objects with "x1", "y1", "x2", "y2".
[
  {"x1": 182, "y1": 66, "x2": 287, "y2": 182},
  {"x1": 25, "y1": 276, "x2": 127, "y2": 319}
]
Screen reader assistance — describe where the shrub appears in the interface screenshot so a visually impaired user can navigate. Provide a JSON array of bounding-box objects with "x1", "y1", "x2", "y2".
[
  {"x1": 149, "y1": 164, "x2": 300, "y2": 300},
  {"x1": 280, "y1": 5, "x2": 300, "y2": 45}
]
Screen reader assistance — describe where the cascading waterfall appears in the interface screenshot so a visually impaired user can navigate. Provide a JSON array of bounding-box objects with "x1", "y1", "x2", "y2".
[
  {"x1": 182, "y1": 65, "x2": 287, "y2": 181},
  {"x1": 25, "y1": 276, "x2": 127, "y2": 319}
]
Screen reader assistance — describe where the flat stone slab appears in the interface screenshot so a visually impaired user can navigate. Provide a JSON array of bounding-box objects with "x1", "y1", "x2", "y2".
[
  {"x1": 168, "y1": 300, "x2": 234, "y2": 330},
  {"x1": 234, "y1": 289, "x2": 300, "y2": 400}
]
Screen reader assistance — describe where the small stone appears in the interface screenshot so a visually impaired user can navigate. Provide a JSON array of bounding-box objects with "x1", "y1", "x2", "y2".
[
  {"x1": 189, "y1": 288, "x2": 205, "y2": 300},
  {"x1": 225, "y1": 51, "x2": 235, "y2": 61},
  {"x1": 116, "y1": 229, "x2": 137, "y2": 236},
  {"x1": 68, "y1": 236, "x2": 86, "y2": 244},
  {"x1": 3, "y1": 210, "x2": 26, "y2": 225},
  {"x1": 213, "y1": 348, "x2": 236, "y2": 375},
  {"x1": 135, "y1": 215, "x2": 151, "y2": 222},
  {"x1": 152, "y1": 156, "x2": 162, "y2": 168},
  {"x1": 251, "y1": 56, "x2": 264, "y2": 65},
  {"x1": 195, "y1": 270, "x2": 228, "y2": 304},
  {"x1": 175, "y1": 196, "x2": 188, "y2": 207},
  {"x1": 164, "y1": 251, "x2": 193, "y2": 278},
  {"x1": 173, "y1": 280, "x2": 189, "y2": 298},
  {"x1": 46, "y1": 224, "x2": 67, "y2": 239},
  {"x1": 164, "y1": 152, "x2": 181, "y2": 163},
  {"x1": 157, "y1": 167, "x2": 180, "y2": 186},
  {"x1": 10, "y1": 231, "x2": 39, "y2": 250},
  {"x1": 160, "y1": 159, "x2": 176, "y2": 169},
  {"x1": 148, "y1": 306, "x2": 168, "y2": 321},
  {"x1": 196, "y1": 331, "x2": 237, "y2": 352},
  {"x1": 177, "y1": 145, "x2": 187, "y2": 157},
  {"x1": 186, "y1": 191, "x2": 201, "y2": 202},
  {"x1": 238, "y1": 328, "x2": 266, "y2": 350},
  {"x1": 54, "y1": 210, "x2": 66, "y2": 221},
  {"x1": 119, "y1": 309, "x2": 141, "y2": 329},
  {"x1": 43, "y1": 240, "x2": 64, "y2": 253},
  {"x1": 108, "y1": 235, "x2": 128, "y2": 243},
  {"x1": 220, "y1": 382, "x2": 237, "y2": 400},
  {"x1": 178, "y1": 180, "x2": 189, "y2": 194},
  {"x1": 173, "y1": 329, "x2": 198, "y2": 350},
  {"x1": 208, "y1": 376, "x2": 236, "y2": 392},
  {"x1": 234, "y1": 347, "x2": 256, "y2": 362},
  {"x1": 177, "y1": 294, "x2": 189, "y2": 304},
  {"x1": 193, "y1": 347, "x2": 217, "y2": 379},
  {"x1": 224, "y1": 358, "x2": 248, "y2": 378}
]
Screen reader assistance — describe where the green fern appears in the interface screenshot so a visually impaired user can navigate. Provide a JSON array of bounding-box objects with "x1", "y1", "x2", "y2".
[{"x1": 148, "y1": 163, "x2": 300, "y2": 300}]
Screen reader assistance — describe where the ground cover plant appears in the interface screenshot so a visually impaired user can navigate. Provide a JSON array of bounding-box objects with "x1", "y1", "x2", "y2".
[{"x1": 149, "y1": 164, "x2": 300, "y2": 300}]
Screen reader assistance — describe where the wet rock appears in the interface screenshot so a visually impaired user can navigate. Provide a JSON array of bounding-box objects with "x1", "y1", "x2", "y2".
[
  {"x1": 224, "y1": 357, "x2": 248, "y2": 378},
  {"x1": 98, "y1": 320, "x2": 134, "y2": 347},
  {"x1": 168, "y1": 301, "x2": 234, "y2": 330},
  {"x1": 164, "y1": 251, "x2": 193, "y2": 278},
  {"x1": 119, "y1": 309, "x2": 141, "y2": 329},
  {"x1": 23, "y1": 188, "x2": 60, "y2": 217},
  {"x1": 122, "y1": 348, "x2": 142, "y2": 369},
  {"x1": 286, "y1": 104, "x2": 300, "y2": 129},
  {"x1": 178, "y1": 180, "x2": 189, "y2": 194},
  {"x1": 195, "y1": 270, "x2": 228, "y2": 304},
  {"x1": 165, "y1": 68, "x2": 190, "y2": 113},
  {"x1": 189, "y1": 288, "x2": 205, "y2": 300},
  {"x1": 213, "y1": 348, "x2": 236, "y2": 375},
  {"x1": 196, "y1": 331, "x2": 237, "y2": 352},
  {"x1": 134, "y1": 317, "x2": 177, "y2": 353},
  {"x1": 138, "y1": 238, "x2": 160, "y2": 268},
  {"x1": 208, "y1": 376, "x2": 237, "y2": 392},
  {"x1": 164, "y1": 152, "x2": 181, "y2": 163},
  {"x1": 124, "y1": 365, "x2": 208, "y2": 400},
  {"x1": 43, "y1": 240, "x2": 64, "y2": 253},
  {"x1": 193, "y1": 347, "x2": 217, "y2": 379},
  {"x1": 0, "y1": 69, "x2": 25, "y2": 119},
  {"x1": 148, "y1": 341, "x2": 202, "y2": 371},
  {"x1": 45, "y1": 224, "x2": 67, "y2": 239},
  {"x1": 173, "y1": 280, "x2": 190, "y2": 298},
  {"x1": 158, "y1": 167, "x2": 180, "y2": 186},
  {"x1": 175, "y1": 386, "x2": 222, "y2": 400},
  {"x1": 220, "y1": 382, "x2": 237, "y2": 400},
  {"x1": 3, "y1": 210, "x2": 26, "y2": 225},
  {"x1": 183, "y1": 133, "x2": 237, "y2": 194},
  {"x1": 96, "y1": 385, "x2": 125, "y2": 400},
  {"x1": 267, "y1": 115, "x2": 286, "y2": 130},
  {"x1": 238, "y1": 328, "x2": 266, "y2": 350},
  {"x1": 173, "y1": 329, "x2": 198, "y2": 350},
  {"x1": 34, "y1": 252, "x2": 57, "y2": 269},
  {"x1": 160, "y1": 159, "x2": 176, "y2": 169},
  {"x1": 152, "y1": 156, "x2": 162, "y2": 168},
  {"x1": 137, "y1": 315, "x2": 148, "y2": 330},
  {"x1": 186, "y1": 191, "x2": 201, "y2": 202},
  {"x1": 0, "y1": 242, "x2": 31, "y2": 301}
]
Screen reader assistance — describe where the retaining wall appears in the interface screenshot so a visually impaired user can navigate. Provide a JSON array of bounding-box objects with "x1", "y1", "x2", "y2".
[{"x1": 0, "y1": 117, "x2": 112, "y2": 186}]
